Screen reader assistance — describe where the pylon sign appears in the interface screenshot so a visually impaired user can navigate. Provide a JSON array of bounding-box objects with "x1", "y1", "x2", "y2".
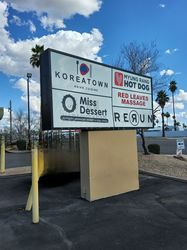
[
  {"x1": 0, "y1": 107, "x2": 4, "y2": 120},
  {"x1": 40, "y1": 49, "x2": 153, "y2": 130}
]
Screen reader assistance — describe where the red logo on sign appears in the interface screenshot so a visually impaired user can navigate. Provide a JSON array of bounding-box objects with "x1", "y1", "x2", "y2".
[{"x1": 114, "y1": 72, "x2": 123, "y2": 86}]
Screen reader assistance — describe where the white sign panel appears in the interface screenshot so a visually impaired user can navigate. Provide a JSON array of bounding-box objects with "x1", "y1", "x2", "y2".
[
  {"x1": 112, "y1": 70, "x2": 151, "y2": 94},
  {"x1": 40, "y1": 49, "x2": 153, "y2": 130},
  {"x1": 52, "y1": 89, "x2": 113, "y2": 128},
  {"x1": 176, "y1": 139, "x2": 185, "y2": 150},
  {"x1": 51, "y1": 52, "x2": 112, "y2": 97}
]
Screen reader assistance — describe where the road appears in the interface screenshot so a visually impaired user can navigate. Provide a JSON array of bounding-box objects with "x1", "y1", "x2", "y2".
[
  {"x1": 0, "y1": 152, "x2": 31, "y2": 169},
  {"x1": 0, "y1": 137, "x2": 186, "y2": 169},
  {"x1": 137, "y1": 137, "x2": 187, "y2": 154}
]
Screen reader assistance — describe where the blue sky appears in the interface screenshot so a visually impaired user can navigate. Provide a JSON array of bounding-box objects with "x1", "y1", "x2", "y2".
[{"x1": 0, "y1": 0, "x2": 187, "y2": 127}]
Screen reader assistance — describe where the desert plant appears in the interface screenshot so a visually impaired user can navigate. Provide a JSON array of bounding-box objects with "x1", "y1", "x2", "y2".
[
  {"x1": 17, "y1": 139, "x2": 27, "y2": 150},
  {"x1": 148, "y1": 144, "x2": 160, "y2": 154}
]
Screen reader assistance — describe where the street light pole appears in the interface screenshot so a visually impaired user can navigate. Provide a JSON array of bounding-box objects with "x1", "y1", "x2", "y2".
[
  {"x1": 9, "y1": 100, "x2": 12, "y2": 144},
  {"x1": 27, "y1": 73, "x2": 32, "y2": 149}
]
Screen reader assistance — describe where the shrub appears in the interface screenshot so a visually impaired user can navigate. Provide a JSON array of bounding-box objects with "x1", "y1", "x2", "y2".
[
  {"x1": 148, "y1": 144, "x2": 160, "y2": 154},
  {"x1": 17, "y1": 139, "x2": 27, "y2": 150}
]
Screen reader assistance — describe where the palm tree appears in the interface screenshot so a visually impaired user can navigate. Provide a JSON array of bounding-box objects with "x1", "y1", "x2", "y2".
[
  {"x1": 30, "y1": 44, "x2": 44, "y2": 68},
  {"x1": 155, "y1": 90, "x2": 169, "y2": 137},
  {"x1": 30, "y1": 44, "x2": 44, "y2": 145},
  {"x1": 169, "y1": 81, "x2": 177, "y2": 131},
  {"x1": 175, "y1": 121, "x2": 181, "y2": 129},
  {"x1": 164, "y1": 112, "x2": 170, "y2": 126}
]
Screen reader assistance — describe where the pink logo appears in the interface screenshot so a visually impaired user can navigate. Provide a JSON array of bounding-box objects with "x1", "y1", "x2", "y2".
[{"x1": 114, "y1": 72, "x2": 123, "y2": 86}]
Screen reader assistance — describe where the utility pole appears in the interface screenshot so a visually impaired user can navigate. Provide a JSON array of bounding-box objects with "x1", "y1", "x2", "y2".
[{"x1": 9, "y1": 100, "x2": 13, "y2": 144}]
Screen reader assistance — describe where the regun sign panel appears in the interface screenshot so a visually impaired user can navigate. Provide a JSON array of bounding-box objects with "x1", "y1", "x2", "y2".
[{"x1": 40, "y1": 49, "x2": 153, "y2": 130}]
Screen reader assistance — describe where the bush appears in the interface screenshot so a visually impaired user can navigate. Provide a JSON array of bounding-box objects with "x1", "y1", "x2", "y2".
[
  {"x1": 17, "y1": 139, "x2": 27, "y2": 150},
  {"x1": 148, "y1": 144, "x2": 160, "y2": 154}
]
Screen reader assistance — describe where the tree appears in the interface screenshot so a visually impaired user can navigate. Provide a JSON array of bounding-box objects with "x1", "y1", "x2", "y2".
[
  {"x1": 155, "y1": 91, "x2": 169, "y2": 137},
  {"x1": 115, "y1": 41, "x2": 161, "y2": 154},
  {"x1": 183, "y1": 123, "x2": 187, "y2": 129},
  {"x1": 30, "y1": 44, "x2": 44, "y2": 68},
  {"x1": 115, "y1": 41, "x2": 160, "y2": 75},
  {"x1": 13, "y1": 109, "x2": 27, "y2": 140},
  {"x1": 169, "y1": 80, "x2": 177, "y2": 131},
  {"x1": 175, "y1": 121, "x2": 181, "y2": 129},
  {"x1": 164, "y1": 112, "x2": 170, "y2": 126},
  {"x1": 156, "y1": 119, "x2": 159, "y2": 125},
  {"x1": 13, "y1": 109, "x2": 40, "y2": 142}
]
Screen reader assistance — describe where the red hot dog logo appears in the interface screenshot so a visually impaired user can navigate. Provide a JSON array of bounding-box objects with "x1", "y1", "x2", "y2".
[{"x1": 114, "y1": 72, "x2": 123, "y2": 86}]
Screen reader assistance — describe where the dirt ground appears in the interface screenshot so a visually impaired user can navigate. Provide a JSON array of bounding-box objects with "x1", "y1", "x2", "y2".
[{"x1": 138, "y1": 153, "x2": 187, "y2": 180}]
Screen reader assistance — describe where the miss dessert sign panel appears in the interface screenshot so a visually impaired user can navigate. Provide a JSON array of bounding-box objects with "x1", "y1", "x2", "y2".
[{"x1": 40, "y1": 49, "x2": 153, "y2": 130}]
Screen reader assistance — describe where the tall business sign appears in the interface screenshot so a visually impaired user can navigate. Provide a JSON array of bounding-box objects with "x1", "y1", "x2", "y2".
[{"x1": 40, "y1": 49, "x2": 153, "y2": 130}]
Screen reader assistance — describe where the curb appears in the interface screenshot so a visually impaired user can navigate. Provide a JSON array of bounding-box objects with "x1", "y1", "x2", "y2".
[
  {"x1": 0, "y1": 166, "x2": 31, "y2": 178},
  {"x1": 139, "y1": 170, "x2": 187, "y2": 183},
  {"x1": 5, "y1": 149, "x2": 31, "y2": 153},
  {"x1": 0, "y1": 173, "x2": 31, "y2": 179}
]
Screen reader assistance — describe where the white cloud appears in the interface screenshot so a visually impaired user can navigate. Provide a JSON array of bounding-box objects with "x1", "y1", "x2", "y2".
[
  {"x1": 7, "y1": 0, "x2": 102, "y2": 31},
  {"x1": 0, "y1": 108, "x2": 10, "y2": 130},
  {"x1": 0, "y1": 1, "x2": 103, "y2": 113},
  {"x1": 9, "y1": 15, "x2": 36, "y2": 33},
  {"x1": 14, "y1": 78, "x2": 40, "y2": 112},
  {"x1": 14, "y1": 78, "x2": 40, "y2": 96},
  {"x1": 165, "y1": 48, "x2": 179, "y2": 55},
  {"x1": 165, "y1": 101, "x2": 184, "y2": 110},
  {"x1": 10, "y1": 15, "x2": 22, "y2": 26},
  {"x1": 160, "y1": 69, "x2": 175, "y2": 76},
  {"x1": 21, "y1": 95, "x2": 40, "y2": 113},
  {"x1": 175, "y1": 89, "x2": 187, "y2": 102},
  {"x1": 175, "y1": 102, "x2": 185, "y2": 110},
  {"x1": 179, "y1": 112, "x2": 187, "y2": 119},
  {"x1": 0, "y1": 1, "x2": 9, "y2": 52},
  {"x1": 40, "y1": 16, "x2": 65, "y2": 31},
  {"x1": 173, "y1": 48, "x2": 178, "y2": 52},
  {"x1": 0, "y1": 1, "x2": 8, "y2": 28},
  {"x1": 159, "y1": 4, "x2": 165, "y2": 8},
  {"x1": 28, "y1": 20, "x2": 36, "y2": 33},
  {"x1": 165, "y1": 49, "x2": 171, "y2": 54},
  {"x1": 0, "y1": 27, "x2": 103, "y2": 81}
]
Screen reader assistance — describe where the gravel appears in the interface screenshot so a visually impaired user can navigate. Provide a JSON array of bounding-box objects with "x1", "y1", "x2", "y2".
[{"x1": 138, "y1": 153, "x2": 187, "y2": 180}]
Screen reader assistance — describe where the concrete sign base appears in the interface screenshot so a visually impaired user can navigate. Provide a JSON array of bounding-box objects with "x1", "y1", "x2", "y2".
[{"x1": 80, "y1": 130, "x2": 139, "y2": 201}]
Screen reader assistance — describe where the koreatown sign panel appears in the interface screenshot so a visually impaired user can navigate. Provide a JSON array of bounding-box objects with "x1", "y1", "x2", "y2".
[{"x1": 40, "y1": 49, "x2": 153, "y2": 130}]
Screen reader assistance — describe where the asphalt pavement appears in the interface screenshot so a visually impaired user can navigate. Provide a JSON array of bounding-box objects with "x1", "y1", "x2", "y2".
[
  {"x1": 0, "y1": 173, "x2": 187, "y2": 250},
  {"x1": 2, "y1": 152, "x2": 31, "y2": 168}
]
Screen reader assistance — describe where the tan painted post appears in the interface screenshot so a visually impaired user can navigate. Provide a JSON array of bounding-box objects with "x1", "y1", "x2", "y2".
[
  {"x1": 25, "y1": 148, "x2": 44, "y2": 211},
  {"x1": 25, "y1": 187, "x2": 32, "y2": 211},
  {"x1": 0, "y1": 136, "x2": 5, "y2": 174},
  {"x1": 32, "y1": 144, "x2": 39, "y2": 223}
]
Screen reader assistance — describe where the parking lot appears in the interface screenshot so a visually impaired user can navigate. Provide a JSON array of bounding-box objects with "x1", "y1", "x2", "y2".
[{"x1": 0, "y1": 173, "x2": 187, "y2": 250}]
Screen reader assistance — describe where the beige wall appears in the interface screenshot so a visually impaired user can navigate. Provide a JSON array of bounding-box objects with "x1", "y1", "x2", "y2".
[
  {"x1": 41, "y1": 149, "x2": 80, "y2": 175},
  {"x1": 80, "y1": 130, "x2": 139, "y2": 201}
]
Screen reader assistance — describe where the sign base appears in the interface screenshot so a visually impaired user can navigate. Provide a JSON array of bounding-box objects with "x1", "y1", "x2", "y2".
[{"x1": 80, "y1": 130, "x2": 139, "y2": 201}]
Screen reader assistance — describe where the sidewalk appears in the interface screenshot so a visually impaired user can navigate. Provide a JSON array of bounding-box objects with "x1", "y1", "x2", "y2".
[
  {"x1": 0, "y1": 166, "x2": 31, "y2": 176},
  {"x1": 0, "y1": 173, "x2": 187, "y2": 250}
]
